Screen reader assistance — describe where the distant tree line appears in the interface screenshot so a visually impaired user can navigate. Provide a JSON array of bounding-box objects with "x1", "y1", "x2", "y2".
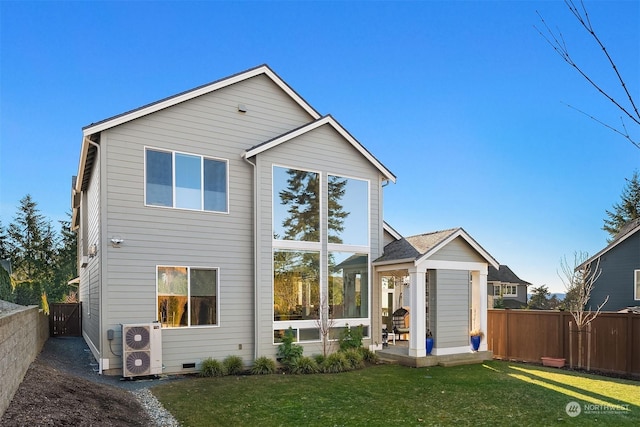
[{"x1": 0, "y1": 195, "x2": 77, "y2": 308}]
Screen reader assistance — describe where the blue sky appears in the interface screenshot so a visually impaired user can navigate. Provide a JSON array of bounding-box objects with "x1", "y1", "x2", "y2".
[{"x1": 1, "y1": 1, "x2": 638, "y2": 293}]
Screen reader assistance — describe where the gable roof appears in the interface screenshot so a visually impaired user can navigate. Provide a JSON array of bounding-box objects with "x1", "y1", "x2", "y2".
[
  {"x1": 82, "y1": 64, "x2": 321, "y2": 136},
  {"x1": 243, "y1": 115, "x2": 396, "y2": 183},
  {"x1": 579, "y1": 218, "x2": 640, "y2": 268},
  {"x1": 74, "y1": 65, "x2": 321, "y2": 196},
  {"x1": 487, "y1": 265, "x2": 531, "y2": 286},
  {"x1": 383, "y1": 222, "x2": 403, "y2": 241},
  {"x1": 374, "y1": 227, "x2": 499, "y2": 268}
]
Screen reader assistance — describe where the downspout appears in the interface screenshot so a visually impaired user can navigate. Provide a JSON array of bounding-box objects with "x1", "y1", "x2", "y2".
[
  {"x1": 242, "y1": 154, "x2": 259, "y2": 361},
  {"x1": 86, "y1": 138, "x2": 103, "y2": 374}
]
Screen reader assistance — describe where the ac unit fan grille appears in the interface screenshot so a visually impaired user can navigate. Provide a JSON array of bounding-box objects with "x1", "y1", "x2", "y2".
[
  {"x1": 125, "y1": 351, "x2": 151, "y2": 375},
  {"x1": 125, "y1": 326, "x2": 150, "y2": 350}
]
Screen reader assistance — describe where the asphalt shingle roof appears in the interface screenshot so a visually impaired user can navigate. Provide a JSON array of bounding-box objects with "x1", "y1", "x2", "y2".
[
  {"x1": 374, "y1": 228, "x2": 460, "y2": 263},
  {"x1": 487, "y1": 265, "x2": 531, "y2": 286}
]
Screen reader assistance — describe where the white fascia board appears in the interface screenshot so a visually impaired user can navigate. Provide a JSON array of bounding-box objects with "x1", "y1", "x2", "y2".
[
  {"x1": 372, "y1": 259, "x2": 415, "y2": 270},
  {"x1": 417, "y1": 229, "x2": 499, "y2": 269},
  {"x1": 383, "y1": 222, "x2": 403, "y2": 241},
  {"x1": 75, "y1": 137, "x2": 90, "y2": 193},
  {"x1": 82, "y1": 65, "x2": 321, "y2": 137},
  {"x1": 244, "y1": 116, "x2": 396, "y2": 183}
]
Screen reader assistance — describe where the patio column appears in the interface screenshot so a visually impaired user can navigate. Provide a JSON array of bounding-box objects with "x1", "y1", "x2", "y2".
[
  {"x1": 470, "y1": 270, "x2": 488, "y2": 352},
  {"x1": 408, "y1": 266, "x2": 426, "y2": 357},
  {"x1": 479, "y1": 270, "x2": 488, "y2": 351}
]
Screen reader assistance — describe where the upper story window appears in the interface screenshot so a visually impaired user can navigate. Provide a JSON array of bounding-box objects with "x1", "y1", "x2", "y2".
[
  {"x1": 145, "y1": 148, "x2": 228, "y2": 213},
  {"x1": 273, "y1": 166, "x2": 319, "y2": 242},
  {"x1": 328, "y1": 175, "x2": 368, "y2": 246}
]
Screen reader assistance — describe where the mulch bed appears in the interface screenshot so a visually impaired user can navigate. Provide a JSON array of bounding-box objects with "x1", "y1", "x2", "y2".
[{"x1": 1, "y1": 359, "x2": 154, "y2": 427}]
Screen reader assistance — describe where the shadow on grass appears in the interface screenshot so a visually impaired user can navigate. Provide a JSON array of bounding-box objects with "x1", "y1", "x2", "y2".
[{"x1": 490, "y1": 362, "x2": 639, "y2": 417}]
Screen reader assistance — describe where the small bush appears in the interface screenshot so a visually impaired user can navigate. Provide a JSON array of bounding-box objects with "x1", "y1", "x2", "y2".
[
  {"x1": 342, "y1": 348, "x2": 364, "y2": 370},
  {"x1": 321, "y1": 352, "x2": 349, "y2": 373},
  {"x1": 338, "y1": 324, "x2": 364, "y2": 351},
  {"x1": 358, "y1": 347, "x2": 379, "y2": 364},
  {"x1": 201, "y1": 358, "x2": 226, "y2": 377},
  {"x1": 251, "y1": 356, "x2": 276, "y2": 375},
  {"x1": 277, "y1": 327, "x2": 304, "y2": 369},
  {"x1": 223, "y1": 355, "x2": 244, "y2": 375},
  {"x1": 313, "y1": 354, "x2": 326, "y2": 365},
  {"x1": 289, "y1": 356, "x2": 319, "y2": 374}
]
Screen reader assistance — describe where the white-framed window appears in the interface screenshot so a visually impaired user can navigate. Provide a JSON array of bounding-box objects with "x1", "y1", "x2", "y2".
[
  {"x1": 635, "y1": 269, "x2": 640, "y2": 300},
  {"x1": 156, "y1": 266, "x2": 219, "y2": 328},
  {"x1": 502, "y1": 284, "x2": 517, "y2": 297},
  {"x1": 493, "y1": 285, "x2": 501, "y2": 296},
  {"x1": 145, "y1": 148, "x2": 228, "y2": 213},
  {"x1": 272, "y1": 166, "x2": 371, "y2": 343}
]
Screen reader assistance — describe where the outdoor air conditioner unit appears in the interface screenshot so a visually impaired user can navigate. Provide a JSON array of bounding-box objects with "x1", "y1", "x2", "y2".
[{"x1": 122, "y1": 322, "x2": 162, "y2": 378}]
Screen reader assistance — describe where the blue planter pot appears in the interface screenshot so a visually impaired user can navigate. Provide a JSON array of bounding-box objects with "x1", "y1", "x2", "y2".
[
  {"x1": 470, "y1": 335, "x2": 481, "y2": 351},
  {"x1": 426, "y1": 337, "x2": 434, "y2": 355}
]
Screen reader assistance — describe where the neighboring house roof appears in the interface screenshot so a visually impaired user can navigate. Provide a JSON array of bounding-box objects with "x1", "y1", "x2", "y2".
[
  {"x1": 244, "y1": 115, "x2": 396, "y2": 183},
  {"x1": 487, "y1": 265, "x2": 532, "y2": 286},
  {"x1": 578, "y1": 218, "x2": 640, "y2": 269},
  {"x1": 373, "y1": 227, "x2": 499, "y2": 268}
]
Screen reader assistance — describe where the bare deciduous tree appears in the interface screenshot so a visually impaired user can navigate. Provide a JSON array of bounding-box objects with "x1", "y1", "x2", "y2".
[
  {"x1": 536, "y1": 0, "x2": 639, "y2": 148},
  {"x1": 315, "y1": 295, "x2": 336, "y2": 357},
  {"x1": 559, "y1": 251, "x2": 609, "y2": 368}
]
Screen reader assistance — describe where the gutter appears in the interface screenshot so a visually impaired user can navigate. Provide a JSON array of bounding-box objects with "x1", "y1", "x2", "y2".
[{"x1": 242, "y1": 153, "x2": 259, "y2": 361}]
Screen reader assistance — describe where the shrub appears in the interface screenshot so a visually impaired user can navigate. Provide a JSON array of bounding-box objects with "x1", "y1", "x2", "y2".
[
  {"x1": 342, "y1": 348, "x2": 364, "y2": 370},
  {"x1": 338, "y1": 324, "x2": 363, "y2": 351},
  {"x1": 223, "y1": 355, "x2": 244, "y2": 375},
  {"x1": 358, "y1": 347, "x2": 379, "y2": 364},
  {"x1": 288, "y1": 356, "x2": 319, "y2": 374},
  {"x1": 321, "y1": 352, "x2": 349, "y2": 373},
  {"x1": 201, "y1": 358, "x2": 226, "y2": 377},
  {"x1": 251, "y1": 356, "x2": 276, "y2": 375},
  {"x1": 313, "y1": 354, "x2": 326, "y2": 365},
  {"x1": 277, "y1": 327, "x2": 304, "y2": 370}
]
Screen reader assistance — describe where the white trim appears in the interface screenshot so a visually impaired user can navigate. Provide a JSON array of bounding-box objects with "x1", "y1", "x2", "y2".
[
  {"x1": 83, "y1": 65, "x2": 320, "y2": 136},
  {"x1": 383, "y1": 222, "x2": 403, "y2": 241},
  {"x1": 246, "y1": 116, "x2": 396, "y2": 183},
  {"x1": 416, "y1": 228, "x2": 499, "y2": 269},
  {"x1": 432, "y1": 345, "x2": 474, "y2": 356},
  {"x1": 421, "y1": 259, "x2": 488, "y2": 273},
  {"x1": 635, "y1": 269, "x2": 640, "y2": 301}
]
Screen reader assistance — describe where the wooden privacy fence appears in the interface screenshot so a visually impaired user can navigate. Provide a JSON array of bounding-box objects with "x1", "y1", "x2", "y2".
[
  {"x1": 487, "y1": 309, "x2": 640, "y2": 377},
  {"x1": 49, "y1": 303, "x2": 82, "y2": 337}
]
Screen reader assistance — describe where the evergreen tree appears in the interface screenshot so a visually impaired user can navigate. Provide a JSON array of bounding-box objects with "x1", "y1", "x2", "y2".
[
  {"x1": 527, "y1": 285, "x2": 551, "y2": 310},
  {"x1": 0, "y1": 220, "x2": 10, "y2": 261},
  {"x1": 7, "y1": 195, "x2": 58, "y2": 305},
  {"x1": 603, "y1": 170, "x2": 640, "y2": 241},
  {"x1": 52, "y1": 214, "x2": 78, "y2": 302}
]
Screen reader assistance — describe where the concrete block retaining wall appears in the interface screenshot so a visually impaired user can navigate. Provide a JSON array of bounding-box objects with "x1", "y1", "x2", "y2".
[{"x1": 0, "y1": 302, "x2": 49, "y2": 417}]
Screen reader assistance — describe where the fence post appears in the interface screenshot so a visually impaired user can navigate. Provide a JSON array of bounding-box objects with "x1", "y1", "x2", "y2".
[
  {"x1": 568, "y1": 320, "x2": 573, "y2": 369},
  {"x1": 586, "y1": 322, "x2": 591, "y2": 372},
  {"x1": 627, "y1": 313, "x2": 633, "y2": 376}
]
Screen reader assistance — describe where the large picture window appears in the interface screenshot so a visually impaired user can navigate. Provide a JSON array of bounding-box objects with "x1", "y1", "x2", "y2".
[
  {"x1": 157, "y1": 266, "x2": 218, "y2": 327},
  {"x1": 329, "y1": 252, "x2": 369, "y2": 319},
  {"x1": 273, "y1": 250, "x2": 320, "y2": 321},
  {"x1": 145, "y1": 148, "x2": 228, "y2": 212},
  {"x1": 272, "y1": 166, "x2": 371, "y2": 341}
]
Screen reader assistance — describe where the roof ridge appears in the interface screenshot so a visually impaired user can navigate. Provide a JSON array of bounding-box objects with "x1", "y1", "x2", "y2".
[{"x1": 406, "y1": 227, "x2": 460, "y2": 239}]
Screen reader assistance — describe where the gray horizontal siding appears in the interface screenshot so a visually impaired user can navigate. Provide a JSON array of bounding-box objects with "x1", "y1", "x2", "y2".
[
  {"x1": 430, "y1": 236, "x2": 485, "y2": 263},
  {"x1": 98, "y1": 74, "x2": 313, "y2": 374},
  {"x1": 435, "y1": 269, "x2": 469, "y2": 347},
  {"x1": 591, "y1": 234, "x2": 640, "y2": 311}
]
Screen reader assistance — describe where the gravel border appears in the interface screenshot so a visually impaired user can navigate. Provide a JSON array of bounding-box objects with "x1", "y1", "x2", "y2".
[{"x1": 39, "y1": 337, "x2": 182, "y2": 426}]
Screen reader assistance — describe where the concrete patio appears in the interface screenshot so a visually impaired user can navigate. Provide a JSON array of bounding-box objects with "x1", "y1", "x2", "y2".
[{"x1": 376, "y1": 341, "x2": 493, "y2": 368}]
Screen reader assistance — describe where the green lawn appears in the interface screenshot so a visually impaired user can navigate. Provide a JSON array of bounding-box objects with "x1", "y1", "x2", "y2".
[{"x1": 151, "y1": 361, "x2": 640, "y2": 426}]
